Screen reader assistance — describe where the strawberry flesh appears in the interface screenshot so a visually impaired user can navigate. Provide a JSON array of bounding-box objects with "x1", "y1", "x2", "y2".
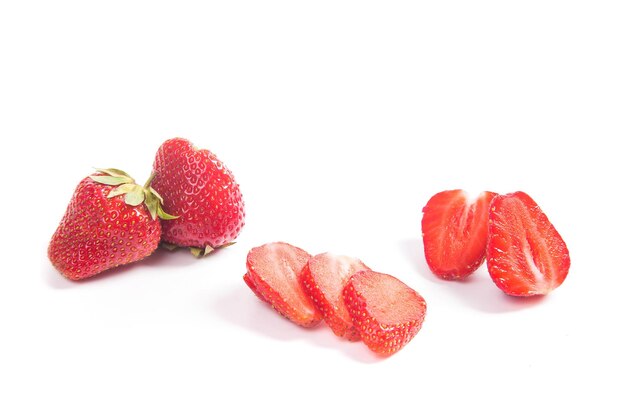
[
  {"x1": 243, "y1": 272, "x2": 268, "y2": 303},
  {"x1": 343, "y1": 270, "x2": 427, "y2": 355},
  {"x1": 245, "y1": 242, "x2": 322, "y2": 327},
  {"x1": 486, "y1": 191, "x2": 570, "y2": 296},
  {"x1": 299, "y1": 253, "x2": 369, "y2": 340},
  {"x1": 422, "y1": 189, "x2": 497, "y2": 279}
]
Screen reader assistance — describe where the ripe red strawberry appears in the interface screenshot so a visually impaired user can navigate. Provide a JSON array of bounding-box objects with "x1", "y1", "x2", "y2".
[
  {"x1": 486, "y1": 191, "x2": 570, "y2": 296},
  {"x1": 245, "y1": 242, "x2": 322, "y2": 327},
  {"x1": 48, "y1": 169, "x2": 176, "y2": 280},
  {"x1": 343, "y1": 270, "x2": 427, "y2": 355},
  {"x1": 422, "y1": 189, "x2": 497, "y2": 279},
  {"x1": 152, "y1": 137, "x2": 245, "y2": 257},
  {"x1": 299, "y1": 253, "x2": 369, "y2": 340}
]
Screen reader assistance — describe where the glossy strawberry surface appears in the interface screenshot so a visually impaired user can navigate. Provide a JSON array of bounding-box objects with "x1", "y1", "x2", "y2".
[
  {"x1": 152, "y1": 138, "x2": 245, "y2": 250},
  {"x1": 48, "y1": 175, "x2": 162, "y2": 280}
]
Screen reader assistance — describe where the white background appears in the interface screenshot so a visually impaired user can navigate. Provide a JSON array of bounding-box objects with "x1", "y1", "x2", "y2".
[{"x1": 1, "y1": 1, "x2": 625, "y2": 416}]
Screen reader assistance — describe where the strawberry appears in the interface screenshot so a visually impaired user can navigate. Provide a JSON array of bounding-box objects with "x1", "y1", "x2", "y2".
[
  {"x1": 245, "y1": 242, "x2": 322, "y2": 327},
  {"x1": 243, "y1": 272, "x2": 268, "y2": 303},
  {"x1": 422, "y1": 189, "x2": 497, "y2": 279},
  {"x1": 486, "y1": 191, "x2": 570, "y2": 296},
  {"x1": 343, "y1": 270, "x2": 427, "y2": 355},
  {"x1": 48, "y1": 169, "x2": 176, "y2": 280},
  {"x1": 299, "y1": 253, "x2": 369, "y2": 340},
  {"x1": 151, "y1": 138, "x2": 245, "y2": 257}
]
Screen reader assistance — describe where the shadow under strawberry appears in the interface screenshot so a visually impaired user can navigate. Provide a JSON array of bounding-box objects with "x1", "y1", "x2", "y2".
[
  {"x1": 399, "y1": 238, "x2": 545, "y2": 313},
  {"x1": 209, "y1": 283, "x2": 383, "y2": 363},
  {"x1": 45, "y1": 246, "x2": 200, "y2": 288}
]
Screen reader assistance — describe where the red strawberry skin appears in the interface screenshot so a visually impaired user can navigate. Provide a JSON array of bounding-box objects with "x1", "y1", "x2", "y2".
[
  {"x1": 422, "y1": 189, "x2": 497, "y2": 279},
  {"x1": 299, "y1": 253, "x2": 369, "y2": 340},
  {"x1": 152, "y1": 138, "x2": 245, "y2": 249},
  {"x1": 48, "y1": 176, "x2": 162, "y2": 280},
  {"x1": 343, "y1": 270, "x2": 427, "y2": 355},
  {"x1": 243, "y1": 272, "x2": 268, "y2": 303},
  {"x1": 486, "y1": 191, "x2": 570, "y2": 296},
  {"x1": 245, "y1": 242, "x2": 322, "y2": 327}
]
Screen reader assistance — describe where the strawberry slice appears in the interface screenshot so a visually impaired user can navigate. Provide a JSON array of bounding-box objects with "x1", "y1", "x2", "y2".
[
  {"x1": 243, "y1": 273, "x2": 268, "y2": 303},
  {"x1": 299, "y1": 253, "x2": 369, "y2": 340},
  {"x1": 245, "y1": 242, "x2": 322, "y2": 327},
  {"x1": 343, "y1": 270, "x2": 427, "y2": 355},
  {"x1": 486, "y1": 192, "x2": 570, "y2": 296},
  {"x1": 422, "y1": 189, "x2": 497, "y2": 279}
]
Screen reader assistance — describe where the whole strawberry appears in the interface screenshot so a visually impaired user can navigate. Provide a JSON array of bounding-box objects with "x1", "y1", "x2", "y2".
[
  {"x1": 151, "y1": 138, "x2": 245, "y2": 256},
  {"x1": 48, "y1": 169, "x2": 176, "y2": 280}
]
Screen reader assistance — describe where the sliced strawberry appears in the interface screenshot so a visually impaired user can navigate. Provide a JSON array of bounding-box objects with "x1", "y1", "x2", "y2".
[
  {"x1": 422, "y1": 189, "x2": 497, "y2": 279},
  {"x1": 245, "y1": 242, "x2": 322, "y2": 327},
  {"x1": 486, "y1": 192, "x2": 570, "y2": 296},
  {"x1": 243, "y1": 273, "x2": 268, "y2": 303},
  {"x1": 299, "y1": 253, "x2": 369, "y2": 340},
  {"x1": 343, "y1": 270, "x2": 427, "y2": 355}
]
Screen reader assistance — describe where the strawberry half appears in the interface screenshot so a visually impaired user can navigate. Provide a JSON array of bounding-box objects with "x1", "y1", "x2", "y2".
[
  {"x1": 486, "y1": 191, "x2": 570, "y2": 296},
  {"x1": 299, "y1": 253, "x2": 369, "y2": 340},
  {"x1": 48, "y1": 169, "x2": 176, "y2": 280},
  {"x1": 245, "y1": 242, "x2": 322, "y2": 327},
  {"x1": 152, "y1": 138, "x2": 245, "y2": 257},
  {"x1": 422, "y1": 189, "x2": 497, "y2": 279},
  {"x1": 343, "y1": 270, "x2": 427, "y2": 355}
]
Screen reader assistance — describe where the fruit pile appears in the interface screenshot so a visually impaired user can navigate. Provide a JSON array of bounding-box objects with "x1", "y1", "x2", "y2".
[
  {"x1": 48, "y1": 140, "x2": 571, "y2": 358},
  {"x1": 244, "y1": 242, "x2": 427, "y2": 356},
  {"x1": 48, "y1": 138, "x2": 245, "y2": 280},
  {"x1": 421, "y1": 189, "x2": 570, "y2": 296}
]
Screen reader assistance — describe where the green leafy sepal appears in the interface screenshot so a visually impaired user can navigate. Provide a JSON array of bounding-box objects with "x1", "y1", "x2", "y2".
[{"x1": 90, "y1": 169, "x2": 178, "y2": 221}]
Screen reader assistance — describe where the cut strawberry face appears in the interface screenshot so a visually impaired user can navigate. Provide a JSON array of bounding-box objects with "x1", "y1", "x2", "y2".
[
  {"x1": 422, "y1": 189, "x2": 497, "y2": 279},
  {"x1": 343, "y1": 270, "x2": 427, "y2": 356},
  {"x1": 245, "y1": 242, "x2": 322, "y2": 327},
  {"x1": 299, "y1": 253, "x2": 369, "y2": 340},
  {"x1": 486, "y1": 192, "x2": 571, "y2": 296}
]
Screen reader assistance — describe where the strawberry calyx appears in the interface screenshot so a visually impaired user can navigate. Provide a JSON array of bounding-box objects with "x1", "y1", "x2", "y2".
[
  {"x1": 90, "y1": 168, "x2": 178, "y2": 221},
  {"x1": 159, "y1": 241, "x2": 236, "y2": 257},
  {"x1": 190, "y1": 245, "x2": 215, "y2": 258},
  {"x1": 189, "y1": 241, "x2": 237, "y2": 258}
]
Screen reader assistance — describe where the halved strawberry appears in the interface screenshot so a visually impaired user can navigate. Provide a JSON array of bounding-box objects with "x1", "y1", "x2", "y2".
[
  {"x1": 486, "y1": 192, "x2": 570, "y2": 296},
  {"x1": 343, "y1": 270, "x2": 427, "y2": 355},
  {"x1": 422, "y1": 189, "x2": 497, "y2": 279},
  {"x1": 299, "y1": 253, "x2": 369, "y2": 340},
  {"x1": 245, "y1": 242, "x2": 322, "y2": 327}
]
